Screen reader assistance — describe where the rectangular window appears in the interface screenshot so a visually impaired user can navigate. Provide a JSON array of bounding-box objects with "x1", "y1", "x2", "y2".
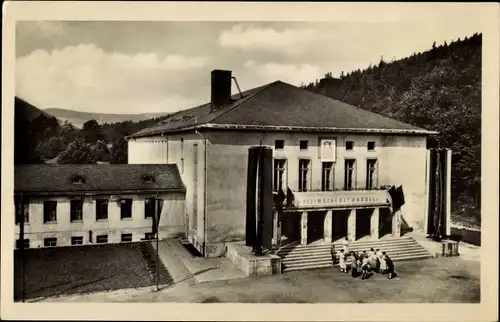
[
  {"x1": 298, "y1": 159, "x2": 310, "y2": 192},
  {"x1": 44, "y1": 238, "x2": 57, "y2": 247},
  {"x1": 275, "y1": 140, "x2": 285, "y2": 150},
  {"x1": 145, "y1": 233, "x2": 155, "y2": 240},
  {"x1": 15, "y1": 199, "x2": 30, "y2": 224},
  {"x1": 273, "y1": 159, "x2": 286, "y2": 192},
  {"x1": 367, "y1": 141, "x2": 376, "y2": 151},
  {"x1": 321, "y1": 162, "x2": 334, "y2": 191},
  {"x1": 145, "y1": 198, "x2": 156, "y2": 218},
  {"x1": 96, "y1": 235, "x2": 108, "y2": 244},
  {"x1": 366, "y1": 159, "x2": 378, "y2": 189},
  {"x1": 71, "y1": 236, "x2": 83, "y2": 245},
  {"x1": 299, "y1": 140, "x2": 309, "y2": 150},
  {"x1": 96, "y1": 199, "x2": 108, "y2": 220},
  {"x1": 70, "y1": 199, "x2": 83, "y2": 222},
  {"x1": 43, "y1": 201, "x2": 57, "y2": 224},
  {"x1": 16, "y1": 239, "x2": 30, "y2": 249},
  {"x1": 346, "y1": 141, "x2": 354, "y2": 150},
  {"x1": 181, "y1": 158, "x2": 185, "y2": 174},
  {"x1": 120, "y1": 199, "x2": 133, "y2": 219},
  {"x1": 344, "y1": 159, "x2": 356, "y2": 190},
  {"x1": 121, "y1": 233, "x2": 132, "y2": 242}
]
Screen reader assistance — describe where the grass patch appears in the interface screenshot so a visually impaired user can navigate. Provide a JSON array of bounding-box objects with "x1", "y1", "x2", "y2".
[{"x1": 14, "y1": 242, "x2": 172, "y2": 301}]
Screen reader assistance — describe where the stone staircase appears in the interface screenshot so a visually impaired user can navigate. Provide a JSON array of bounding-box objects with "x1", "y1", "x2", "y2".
[{"x1": 275, "y1": 235, "x2": 433, "y2": 272}]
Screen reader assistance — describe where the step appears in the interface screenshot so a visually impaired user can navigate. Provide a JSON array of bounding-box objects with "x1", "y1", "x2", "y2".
[
  {"x1": 283, "y1": 263, "x2": 333, "y2": 272},
  {"x1": 277, "y1": 237, "x2": 415, "y2": 251},
  {"x1": 282, "y1": 250, "x2": 431, "y2": 266},
  {"x1": 279, "y1": 244, "x2": 426, "y2": 258},
  {"x1": 283, "y1": 259, "x2": 334, "y2": 269}
]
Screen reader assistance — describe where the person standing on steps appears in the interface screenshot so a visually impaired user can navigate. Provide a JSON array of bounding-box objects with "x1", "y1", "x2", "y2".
[
  {"x1": 342, "y1": 237, "x2": 349, "y2": 255},
  {"x1": 331, "y1": 243, "x2": 337, "y2": 265}
]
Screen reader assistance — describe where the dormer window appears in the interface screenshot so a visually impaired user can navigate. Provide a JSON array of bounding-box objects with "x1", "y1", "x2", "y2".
[
  {"x1": 71, "y1": 175, "x2": 86, "y2": 185},
  {"x1": 141, "y1": 173, "x2": 155, "y2": 184}
]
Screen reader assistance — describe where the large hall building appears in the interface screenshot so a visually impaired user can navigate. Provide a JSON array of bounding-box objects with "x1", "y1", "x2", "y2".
[{"x1": 126, "y1": 70, "x2": 441, "y2": 258}]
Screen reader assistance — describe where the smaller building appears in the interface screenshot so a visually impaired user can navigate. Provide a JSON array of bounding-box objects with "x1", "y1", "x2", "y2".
[{"x1": 14, "y1": 164, "x2": 186, "y2": 248}]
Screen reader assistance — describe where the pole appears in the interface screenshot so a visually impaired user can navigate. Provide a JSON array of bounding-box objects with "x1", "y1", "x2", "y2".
[{"x1": 155, "y1": 192, "x2": 159, "y2": 292}]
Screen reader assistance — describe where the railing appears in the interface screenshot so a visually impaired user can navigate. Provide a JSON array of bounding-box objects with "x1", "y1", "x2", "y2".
[{"x1": 291, "y1": 189, "x2": 389, "y2": 208}]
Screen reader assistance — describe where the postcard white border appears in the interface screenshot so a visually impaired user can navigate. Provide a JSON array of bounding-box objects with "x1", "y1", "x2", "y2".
[{"x1": 2, "y1": 2, "x2": 499, "y2": 321}]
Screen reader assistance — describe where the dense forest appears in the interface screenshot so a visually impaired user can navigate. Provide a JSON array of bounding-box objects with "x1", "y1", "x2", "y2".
[
  {"x1": 14, "y1": 99, "x2": 169, "y2": 166},
  {"x1": 15, "y1": 33, "x2": 481, "y2": 215},
  {"x1": 301, "y1": 33, "x2": 481, "y2": 213}
]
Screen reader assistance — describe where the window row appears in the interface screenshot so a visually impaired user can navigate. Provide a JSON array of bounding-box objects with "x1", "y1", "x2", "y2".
[
  {"x1": 15, "y1": 197, "x2": 160, "y2": 225},
  {"x1": 273, "y1": 158, "x2": 378, "y2": 192},
  {"x1": 15, "y1": 233, "x2": 157, "y2": 249},
  {"x1": 274, "y1": 139, "x2": 376, "y2": 151}
]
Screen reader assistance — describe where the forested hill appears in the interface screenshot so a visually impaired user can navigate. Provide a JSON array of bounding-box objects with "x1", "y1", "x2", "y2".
[{"x1": 302, "y1": 33, "x2": 481, "y2": 211}]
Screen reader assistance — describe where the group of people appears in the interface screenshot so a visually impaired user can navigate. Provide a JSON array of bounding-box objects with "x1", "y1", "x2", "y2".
[{"x1": 331, "y1": 237, "x2": 398, "y2": 280}]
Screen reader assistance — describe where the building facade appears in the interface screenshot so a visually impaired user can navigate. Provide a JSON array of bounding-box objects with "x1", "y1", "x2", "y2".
[
  {"x1": 127, "y1": 70, "x2": 438, "y2": 258},
  {"x1": 14, "y1": 164, "x2": 185, "y2": 248}
]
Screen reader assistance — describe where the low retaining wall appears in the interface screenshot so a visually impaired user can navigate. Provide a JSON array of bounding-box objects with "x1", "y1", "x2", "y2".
[
  {"x1": 450, "y1": 226, "x2": 481, "y2": 246},
  {"x1": 225, "y1": 242, "x2": 281, "y2": 276}
]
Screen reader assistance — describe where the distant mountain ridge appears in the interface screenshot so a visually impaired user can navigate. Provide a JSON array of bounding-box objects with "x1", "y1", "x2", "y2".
[{"x1": 44, "y1": 108, "x2": 170, "y2": 128}]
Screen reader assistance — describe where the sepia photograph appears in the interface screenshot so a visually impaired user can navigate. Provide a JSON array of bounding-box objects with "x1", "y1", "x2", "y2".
[{"x1": 2, "y1": 1, "x2": 499, "y2": 321}]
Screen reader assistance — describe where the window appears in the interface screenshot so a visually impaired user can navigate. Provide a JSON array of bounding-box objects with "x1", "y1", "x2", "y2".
[
  {"x1": 321, "y1": 162, "x2": 334, "y2": 191},
  {"x1": 275, "y1": 140, "x2": 285, "y2": 150},
  {"x1": 96, "y1": 235, "x2": 108, "y2": 244},
  {"x1": 121, "y1": 233, "x2": 132, "y2": 242},
  {"x1": 15, "y1": 200, "x2": 29, "y2": 224},
  {"x1": 366, "y1": 159, "x2": 378, "y2": 189},
  {"x1": 44, "y1": 238, "x2": 57, "y2": 247},
  {"x1": 120, "y1": 199, "x2": 133, "y2": 219},
  {"x1": 43, "y1": 201, "x2": 57, "y2": 223},
  {"x1": 96, "y1": 199, "x2": 108, "y2": 220},
  {"x1": 71, "y1": 236, "x2": 83, "y2": 245},
  {"x1": 70, "y1": 199, "x2": 83, "y2": 222},
  {"x1": 344, "y1": 159, "x2": 356, "y2": 190},
  {"x1": 145, "y1": 233, "x2": 155, "y2": 240},
  {"x1": 16, "y1": 239, "x2": 30, "y2": 249},
  {"x1": 367, "y1": 141, "x2": 376, "y2": 151},
  {"x1": 145, "y1": 198, "x2": 156, "y2": 218},
  {"x1": 299, "y1": 140, "x2": 309, "y2": 150},
  {"x1": 298, "y1": 159, "x2": 310, "y2": 192},
  {"x1": 345, "y1": 141, "x2": 354, "y2": 150},
  {"x1": 181, "y1": 158, "x2": 185, "y2": 174},
  {"x1": 273, "y1": 159, "x2": 286, "y2": 192}
]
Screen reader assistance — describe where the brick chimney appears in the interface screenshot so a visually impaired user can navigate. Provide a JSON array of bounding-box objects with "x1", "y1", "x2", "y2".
[{"x1": 211, "y1": 69, "x2": 232, "y2": 112}]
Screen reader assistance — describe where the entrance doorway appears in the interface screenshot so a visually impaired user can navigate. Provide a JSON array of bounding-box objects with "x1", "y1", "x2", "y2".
[
  {"x1": 332, "y1": 210, "x2": 349, "y2": 241},
  {"x1": 379, "y1": 208, "x2": 393, "y2": 237},
  {"x1": 307, "y1": 211, "x2": 326, "y2": 243},
  {"x1": 280, "y1": 212, "x2": 301, "y2": 245},
  {"x1": 356, "y1": 208, "x2": 372, "y2": 240}
]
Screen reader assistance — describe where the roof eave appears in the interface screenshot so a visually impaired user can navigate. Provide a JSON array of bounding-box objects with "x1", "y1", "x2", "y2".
[
  {"x1": 14, "y1": 187, "x2": 186, "y2": 196},
  {"x1": 203, "y1": 123, "x2": 438, "y2": 136}
]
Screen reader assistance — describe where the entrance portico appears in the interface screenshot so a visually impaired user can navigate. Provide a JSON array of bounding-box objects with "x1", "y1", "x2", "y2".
[{"x1": 274, "y1": 189, "x2": 401, "y2": 246}]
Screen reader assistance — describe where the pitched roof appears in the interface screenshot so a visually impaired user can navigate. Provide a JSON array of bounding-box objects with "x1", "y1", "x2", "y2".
[
  {"x1": 14, "y1": 164, "x2": 185, "y2": 195},
  {"x1": 128, "y1": 81, "x2": 436, "y2": 138}
]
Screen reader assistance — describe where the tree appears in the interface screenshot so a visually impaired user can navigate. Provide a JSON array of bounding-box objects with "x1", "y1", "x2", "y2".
[
  {"x1": 110, "y1": 137, "x2": 128, "y2": 164},
  {"x1": 37, "y1": 136, "x2": 65, "y2": 160},
  {"x1": 93, "y1": 140, "x2": 111, "y2": 162},
  {"x1": 82, "y1": 119, "x2": 105, "y2": 143},
  {"x1": 57, "y1": 137, "x2": 97, "y2": 164}
]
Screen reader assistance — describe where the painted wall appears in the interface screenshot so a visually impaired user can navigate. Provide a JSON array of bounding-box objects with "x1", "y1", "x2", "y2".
[
  {"x1": 128, "y1": 134, "x2": 206, "y2": 254},
  {"x1": 14, "y1": 192, "x2": 185, "y2": 248},
  {"x1": 203, "y1": 130, "x2": 428, "y2": 256}
]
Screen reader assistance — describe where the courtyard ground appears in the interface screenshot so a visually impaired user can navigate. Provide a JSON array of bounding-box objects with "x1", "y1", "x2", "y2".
[
  {"x1": 14, "y1": 242, "x2": 172, "y2": 301},
  {"x1": 40, "y1": 256, "x2": 480, "y2": 303}
]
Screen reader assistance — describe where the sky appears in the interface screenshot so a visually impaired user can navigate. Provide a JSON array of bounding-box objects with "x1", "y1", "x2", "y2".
[{"x1": 15, "y1": 16, "x2": 484, "y2": 114}]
